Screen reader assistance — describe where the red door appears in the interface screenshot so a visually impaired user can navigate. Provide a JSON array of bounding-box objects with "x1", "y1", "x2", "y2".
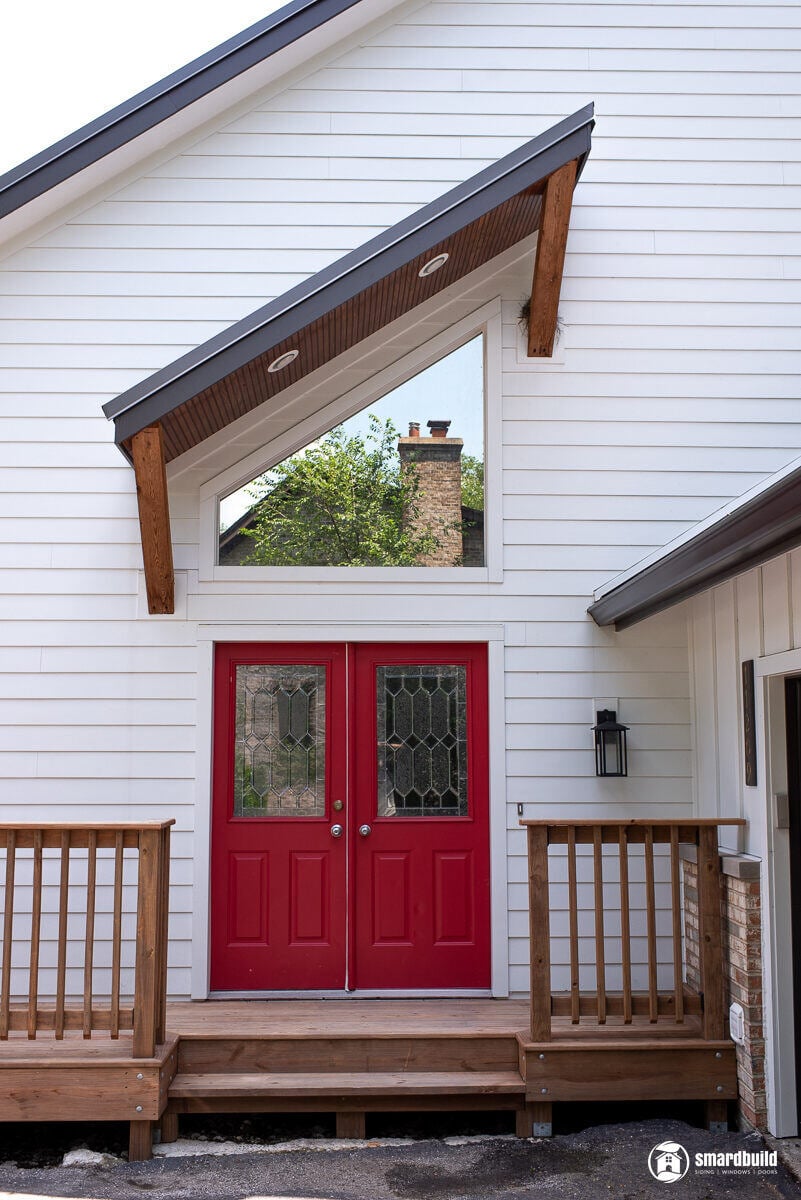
[{"x1": 211, "y1": 642, "x2": 489, "y2": 991}]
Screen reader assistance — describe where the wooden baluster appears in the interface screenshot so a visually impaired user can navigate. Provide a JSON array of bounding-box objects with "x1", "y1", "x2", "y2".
[
  {"x1": 697, "y1": 824, "x2": 724, "y2": 1041},
  {"x1": 527, "y1": 825, "x2": 552, "y2": 1041},
  {"x1": 110, "y1": 832, "x2": 124, "y2": 1040},
  {"x1": 134, "y1": 829, "x2": 161, "y2": 1057},
  {"x1": 670, "y1": 826, "x2": 685, "y2": 1024},
  {"x1": 27, "y1": 830, "x2": 43, "y2": 1039},
  {"x1": 55, "y1": 831, "x2": 71, "y2": 1040},
  {"x1": 0, "y1": 831, "x2": 16, "y2": 1040},
  {"x1": 618, "y1": 826, "x2": 632, "y2": 1025},
  {"x1": 83, "y1": 831, "x2": 97, "y2": 1039},
  {"x1": 593, "y1": 826, "x2": 606, "y2": 1024},
  {"x1": 645, "y1": 825, "x2": 658, "y2": 1023},
  {"x1": 567, "y1": 826, "x2": 580, "y2": 1023},
  {"x1": 155, "y1": 825, "x2": 171, "y2": 1045}
]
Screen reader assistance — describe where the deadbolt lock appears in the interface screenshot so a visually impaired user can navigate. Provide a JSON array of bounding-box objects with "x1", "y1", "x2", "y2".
[{"x1": 333, "y1": 800, "x2": 344, "y2": 811}]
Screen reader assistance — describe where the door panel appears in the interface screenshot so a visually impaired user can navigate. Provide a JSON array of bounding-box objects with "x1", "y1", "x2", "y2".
[
  {"x1": 211, "y1": 644, "x2": 347, "y2": 991},
  {"x1": 211, "y1": 641, "x2": 490, "y2": 992},
  {"x1": 352, "y1": 644, "x2": 491, "y2": 989}
]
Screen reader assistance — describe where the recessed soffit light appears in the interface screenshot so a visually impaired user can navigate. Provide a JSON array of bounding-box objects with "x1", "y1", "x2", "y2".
[
  {"x1": 267, "y1": 349, "x2": 299, "y2": 373},
  {"x1": 418, "y1": 252, "x2": 449, "y2": 278}
]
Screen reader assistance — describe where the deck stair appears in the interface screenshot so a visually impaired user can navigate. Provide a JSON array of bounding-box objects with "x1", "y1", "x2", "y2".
[{"x1": 162, "y1": 999, "x2": 531, "y2": 1139}]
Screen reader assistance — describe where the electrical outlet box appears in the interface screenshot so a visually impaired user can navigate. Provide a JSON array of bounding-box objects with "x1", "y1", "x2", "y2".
[{"x1": 729, "y1": 1002, "x2": 746, "y2": 1046}]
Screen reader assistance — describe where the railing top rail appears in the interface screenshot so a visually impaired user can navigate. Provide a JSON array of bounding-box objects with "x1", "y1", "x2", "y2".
[
  {"x1": 519, "y1": 818, "x2": 746, "y2": 827},
  {"x1": 0, "y1": 821, "x2": 175, "y2": 831}
]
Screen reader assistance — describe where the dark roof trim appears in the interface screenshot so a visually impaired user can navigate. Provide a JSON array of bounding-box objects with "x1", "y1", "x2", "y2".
[
  {"x1": 104, "y1": 104, "x2": 594, "y2": 448},
  {"x1": 588, "y1": 461, "x2": 801, "y2": 630},
  {"x1": 0, "y1": 0, "x2": 362, "y2": 221}
]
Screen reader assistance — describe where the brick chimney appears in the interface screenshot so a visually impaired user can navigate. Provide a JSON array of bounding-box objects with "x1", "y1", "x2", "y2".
[{"x1": 398, "y1": 419, "x2": 463, "y2": 566}]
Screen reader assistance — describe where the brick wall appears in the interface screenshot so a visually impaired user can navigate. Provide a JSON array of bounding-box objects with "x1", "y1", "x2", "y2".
[
  {"x1": 398, "y1": 424, "x2": 464, "y2": 566},
  {"x1": 683, "y1": 855, "x2": 767, "y2": 1130}
]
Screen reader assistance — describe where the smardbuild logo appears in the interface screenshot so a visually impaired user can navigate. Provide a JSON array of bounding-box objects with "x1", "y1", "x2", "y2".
[
  {"x1": 648, "y1": 1139, "x2": 779, "y2": 1183},
  {"x1": 648, "y1": 1142, "x2": 690, "y2": 1183}
]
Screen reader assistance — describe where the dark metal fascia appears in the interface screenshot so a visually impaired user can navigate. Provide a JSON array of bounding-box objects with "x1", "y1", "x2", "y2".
[
  {"x1": 0, "y1": 0, "x2": 362, "y2": 220},
  {"x1": 105, "y1": 104, "x2": 594, "y2": 446},
  {"x1": 588, "y1": 465, "x2": 801, "y2": 630}
]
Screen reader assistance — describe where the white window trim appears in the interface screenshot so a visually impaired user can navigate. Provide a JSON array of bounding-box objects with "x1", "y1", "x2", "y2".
[
  {"x1": 190, "y1": 622, "x2": 509, "y2": 1000},
  {"x1": 198, "y1": 300, "x2": 503, "y2": 585}
]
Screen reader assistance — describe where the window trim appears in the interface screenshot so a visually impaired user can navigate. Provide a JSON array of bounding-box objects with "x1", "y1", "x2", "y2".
[{"x1": 198, "y1": 299, "x2": 503, "y2": 584}]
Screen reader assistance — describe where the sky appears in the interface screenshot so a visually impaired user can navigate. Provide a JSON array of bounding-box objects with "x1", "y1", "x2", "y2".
[{"x1": 0, "y1": 1, "x2": 287, "y2": 177}]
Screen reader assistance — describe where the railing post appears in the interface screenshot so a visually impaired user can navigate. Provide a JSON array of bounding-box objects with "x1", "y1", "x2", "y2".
[
  {"x1": 155, "y1": 824, "x2": 171, "y2": 1045},
  {"x1": 133, "y1": 828, "x2": 160, "y2": 1057},
  {"x1": 697, "y1": 823, "x2": 725, "y2": 1040},
  {"x1": 527, "y1": 824, "x2": 552, "y2": 1041}
]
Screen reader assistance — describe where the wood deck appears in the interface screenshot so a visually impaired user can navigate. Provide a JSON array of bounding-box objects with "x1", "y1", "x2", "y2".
[{"x1": 0, "y1": 819, "x2": 742, "y2": 1162}]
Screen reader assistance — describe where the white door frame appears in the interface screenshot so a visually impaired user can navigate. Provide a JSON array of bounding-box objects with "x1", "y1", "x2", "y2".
[
  {"x1": 191, "y1": 622, "x2": 509, "y2": 1000},
  {"x1": 755, "y1": 648, "x2": 801, "y2": 1135}
]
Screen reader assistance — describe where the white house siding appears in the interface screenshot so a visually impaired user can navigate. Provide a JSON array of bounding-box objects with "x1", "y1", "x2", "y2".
[
  {"x1": 689, "y1": 550, "x2": 801, "y2": 857},
  {"x1": 0, "y1": 0, "x2": 800, "y2": 997}
]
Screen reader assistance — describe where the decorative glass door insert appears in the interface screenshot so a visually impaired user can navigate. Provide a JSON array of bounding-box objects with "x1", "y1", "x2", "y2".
[
  {"x1": 234, "y1": 664, "x2": 326, "y2": 817},
  {"x1": 377, "y1": 665, "x2": 467, "y2": 817}
]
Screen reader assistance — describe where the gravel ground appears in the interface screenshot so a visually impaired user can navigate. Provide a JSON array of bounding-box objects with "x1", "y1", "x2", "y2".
[{"x1": 0, "y1": 1115, "x2": 800, "y2": 1200}]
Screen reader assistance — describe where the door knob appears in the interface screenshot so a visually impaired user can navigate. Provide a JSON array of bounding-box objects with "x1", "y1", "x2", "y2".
[
  {"x1": 358, "y1": 824, "x2": 372, "y2": 838},
  {"x1": 331, "y1": 824, "x2": 344, "y2": 838}
]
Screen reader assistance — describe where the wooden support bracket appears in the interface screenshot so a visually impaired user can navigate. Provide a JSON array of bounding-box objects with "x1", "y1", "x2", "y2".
[
  {"x1": 131, "y1": 424, "x2": 175, "y2": 615},
  {"x1": 527, "y1": 158, "x2": 578, "y2": 357}
]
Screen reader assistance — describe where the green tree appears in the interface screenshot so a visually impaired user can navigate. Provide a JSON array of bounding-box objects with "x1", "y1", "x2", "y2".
[
  {"x1": 242, "y1": 415, "x2": 436, "y2": 566},
  {"x1": 461, "y1": 454, "x2": 484, "y2": 511}
]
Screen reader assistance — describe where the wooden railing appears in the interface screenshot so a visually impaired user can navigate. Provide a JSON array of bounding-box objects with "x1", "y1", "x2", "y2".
[
  {"x1": 523, "y1": 818, "x2": 745, "y2": 1042},
  {"x1": 0, "y1": 822, "x2": 172, "y2": 1056}
]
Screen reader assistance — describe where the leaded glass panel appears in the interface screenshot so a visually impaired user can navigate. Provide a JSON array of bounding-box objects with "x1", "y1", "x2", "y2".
[
  {"x1": 234, "y1": 664, "x2": 326, "y2": 817},
  {"x1": 376, "y1": 665, "x2": 468, "y2": 817}
]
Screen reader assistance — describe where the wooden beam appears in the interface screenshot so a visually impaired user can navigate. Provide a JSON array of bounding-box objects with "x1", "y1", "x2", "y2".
[
  {"x1": 131, "y1": 424, "x2": 174, "y2": 615},
  {"x1": 527, "y1": 158, "x2": 578, "y2": 357}
]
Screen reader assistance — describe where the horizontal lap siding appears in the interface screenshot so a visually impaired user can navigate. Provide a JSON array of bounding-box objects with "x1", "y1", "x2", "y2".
[{"x1": 1, "y1": 0, "x2": 800, "y2": 996}]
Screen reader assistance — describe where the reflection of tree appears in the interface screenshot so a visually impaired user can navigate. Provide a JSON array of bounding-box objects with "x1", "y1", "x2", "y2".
[
  {"x1": 242, "y1": 416, "x2": 436, "y2": 566},
  {"x1": 460, "y1": 454, "x2": 484, "y2": 511}
]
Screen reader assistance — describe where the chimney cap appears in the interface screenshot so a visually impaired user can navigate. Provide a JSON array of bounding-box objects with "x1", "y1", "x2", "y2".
[
  {"x1": 427, "y1": 419, "x2": 451, "y2": 438},
  {"x1": 408, "y1": 421, "x2": 420, "y2": 437}
]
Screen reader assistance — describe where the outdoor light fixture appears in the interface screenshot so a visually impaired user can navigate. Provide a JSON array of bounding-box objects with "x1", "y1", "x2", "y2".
[
  {"x1": 593, "y1": 709, "x2": 629, "y2": 777},
  {"x1": 267, "y1": 349, "x2": 299, "y2": 373},
  {"x1": 418, "y1": 252, "x2": 449, "y2": 278}
]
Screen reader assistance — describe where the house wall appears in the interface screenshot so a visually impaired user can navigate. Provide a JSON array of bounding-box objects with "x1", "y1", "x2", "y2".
[
  {"x1": 688, "y1": 552, "x2": 801, "y2": 1134},
  {"x1": 1, "y1": 0, "x2": 800, "y2": 999}
]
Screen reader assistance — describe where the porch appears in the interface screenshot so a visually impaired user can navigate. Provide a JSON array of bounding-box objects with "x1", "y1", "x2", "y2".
[{"x1": 0, "y1": 817, "x2": 742, "y2": 1159}]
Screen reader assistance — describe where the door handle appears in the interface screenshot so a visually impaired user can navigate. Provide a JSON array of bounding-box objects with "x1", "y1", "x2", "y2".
[
  {"x1": 330, "y1": 824, "x2": 344, "y2": 838},
  {"x1": 358, "y1": 824, "x2": 372, "y2": 838}
]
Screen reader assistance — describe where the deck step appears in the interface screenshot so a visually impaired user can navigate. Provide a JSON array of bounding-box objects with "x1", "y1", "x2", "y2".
[{"x1": 170, "y1": 1070, "x2": 524, "y2": 1099}]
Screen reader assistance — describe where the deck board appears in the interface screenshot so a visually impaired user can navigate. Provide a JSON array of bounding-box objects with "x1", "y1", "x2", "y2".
[{"x1": 165, "y1": 999, "x2": 531, "y2": 1038}]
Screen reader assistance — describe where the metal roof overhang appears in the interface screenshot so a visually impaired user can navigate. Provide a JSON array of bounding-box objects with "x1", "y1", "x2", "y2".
[
  {"x1": 0, "y1": 0, "x2": 364, "y2": 222},
  {"x1": 103, "y1": 105, "x2": 594, "y2": 464},
  {"x1": 588, "y1": 461, "x2": 801, "y2": 630}
]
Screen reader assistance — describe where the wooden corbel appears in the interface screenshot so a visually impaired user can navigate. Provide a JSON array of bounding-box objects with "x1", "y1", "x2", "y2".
[
  {"x1": 131, "y1": 424, "x2": 175, "y2": 615},
  {"x1": 527, "y1": 158, "x2": 578, "y2": 357}
]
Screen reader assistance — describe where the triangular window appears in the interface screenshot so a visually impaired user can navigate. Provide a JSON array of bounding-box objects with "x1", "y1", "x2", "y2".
[{"x1": 217, "y1": 335, "x2": 485, "y2": 568}]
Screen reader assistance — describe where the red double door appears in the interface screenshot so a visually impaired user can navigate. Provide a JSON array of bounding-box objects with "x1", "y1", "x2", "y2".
[{"x1": 210, "y1": 642, "x2": 490, "y2": 992}]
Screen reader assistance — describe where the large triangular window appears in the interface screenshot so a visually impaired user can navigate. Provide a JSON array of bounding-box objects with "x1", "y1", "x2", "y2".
[{"x1": 217, "y1": 335, "x2": 485, "y2": 568}]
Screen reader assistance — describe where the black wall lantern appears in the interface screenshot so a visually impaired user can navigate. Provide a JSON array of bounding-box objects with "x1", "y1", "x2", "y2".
[{"x1": 593, "y1": 709, "x2": 629, "y2": 777}]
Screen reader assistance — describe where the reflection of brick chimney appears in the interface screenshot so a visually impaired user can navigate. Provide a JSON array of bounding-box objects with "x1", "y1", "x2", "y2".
[{"x1": 398, "y1": 419, "x2": 463, "y2": 566}]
